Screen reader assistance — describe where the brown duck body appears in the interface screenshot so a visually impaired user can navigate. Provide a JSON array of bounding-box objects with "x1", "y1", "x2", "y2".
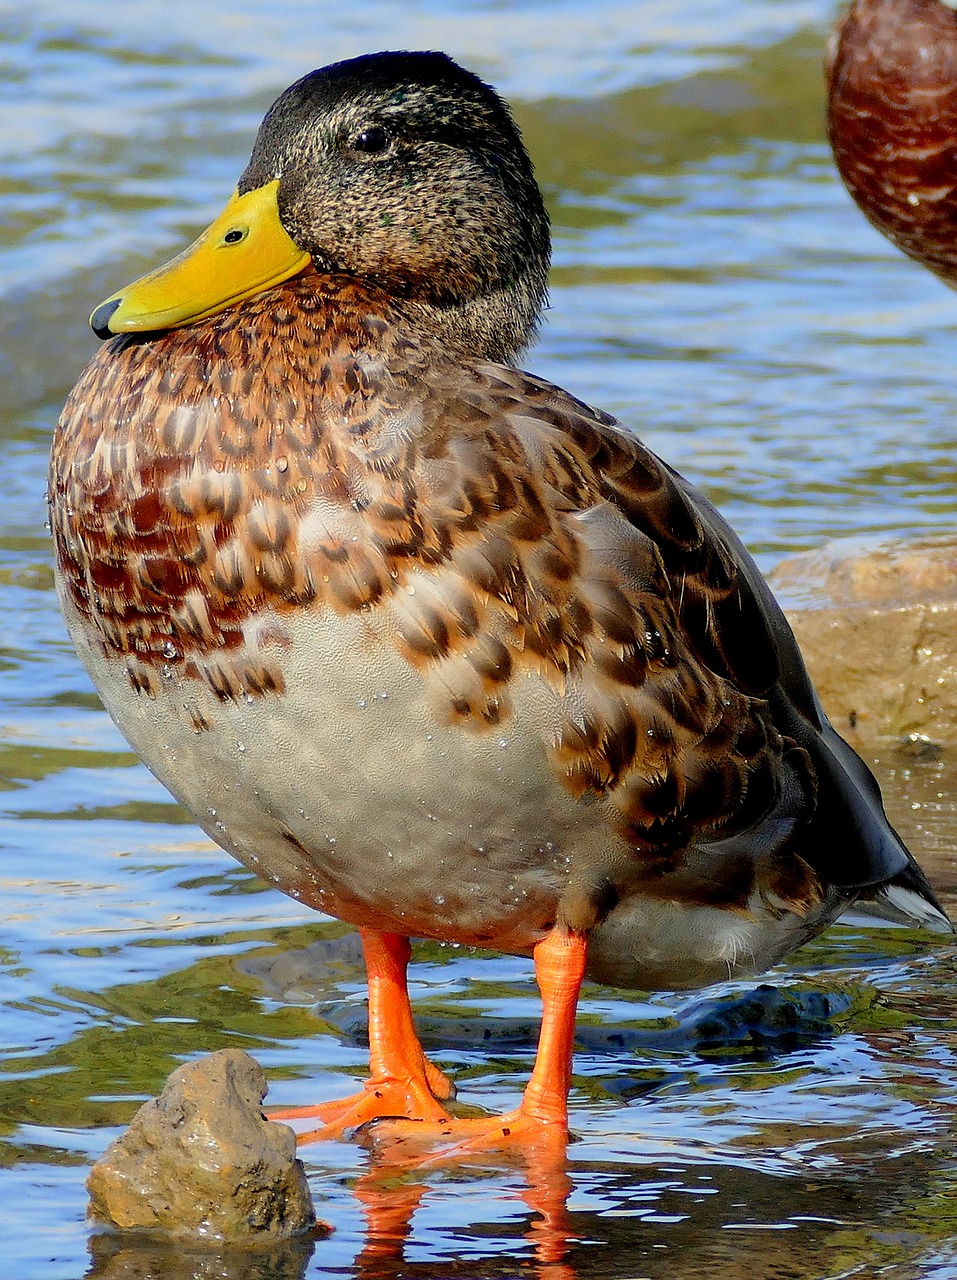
[
  {"x1": 828, "y1": 0, "x2": 957, "y2": 285},
  {"x1": 51, "y1": 270, "x2": 935, "y2": 992}
]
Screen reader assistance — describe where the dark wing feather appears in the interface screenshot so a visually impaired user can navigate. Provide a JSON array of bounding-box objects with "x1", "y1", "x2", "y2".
[{"x1": 462, "y1": 364, "x2": 927, "y2": 897}]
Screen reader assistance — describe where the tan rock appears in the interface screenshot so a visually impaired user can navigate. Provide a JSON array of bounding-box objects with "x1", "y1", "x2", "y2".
[
  {"x1": 770, "y1": 536, "x2": 957, "y2": 746},
  {"x1": 87, "y1": 1048, "x2": 321, "y2": 1243}
]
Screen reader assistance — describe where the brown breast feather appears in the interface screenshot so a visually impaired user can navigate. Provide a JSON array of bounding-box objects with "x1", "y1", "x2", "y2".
[{"x1": 50, "y1": 273, "x2": 820, "y2": 922}]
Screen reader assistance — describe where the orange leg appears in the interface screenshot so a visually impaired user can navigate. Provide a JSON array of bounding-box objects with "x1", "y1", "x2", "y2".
[
  {"x1": 351, "y1": 928, "x2": 587, "y2": 1159},
  {"x1": 270, "y1": 925, "x2": 587, "y2": 1150},
  {"x1": 517, "y1": 927, "x2": 587, "y2": 1128},
  {"x1": 449, "y1": 926, "x2": 587, "y2": 1142},
  {"x1": 269, "y1": 928, "x2": 454, "y2": 1140}
]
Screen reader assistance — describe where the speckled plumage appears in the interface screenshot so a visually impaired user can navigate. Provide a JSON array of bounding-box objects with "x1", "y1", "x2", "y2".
[
  {"x1": 51, "y1": 51, "x2": 947, "y2": 1009},
  {"x1": 828, "y1": 0, "x2": 957, "y2": 286}
]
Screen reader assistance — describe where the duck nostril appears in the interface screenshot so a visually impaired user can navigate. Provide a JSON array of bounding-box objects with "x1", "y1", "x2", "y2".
[{"x1": 90, "y1": 297, "x2": 122, "y2": 339}]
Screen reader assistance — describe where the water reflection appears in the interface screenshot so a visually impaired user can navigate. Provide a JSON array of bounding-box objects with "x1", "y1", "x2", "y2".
[
  {"x1": 87, "y1": 1230, "x2": 319, "y2": 1280},
  {"x1": 350, "y1": 1140, "x2": 576, "y2": 1278},
  {"x1": 82, "y1": 1093, "x2": 957, "y2": 1280}
]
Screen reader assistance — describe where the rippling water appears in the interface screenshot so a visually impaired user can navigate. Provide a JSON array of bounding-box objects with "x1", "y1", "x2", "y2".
[{"x1": 3, "y1": 2, "x2": 957, "y2": 1277}]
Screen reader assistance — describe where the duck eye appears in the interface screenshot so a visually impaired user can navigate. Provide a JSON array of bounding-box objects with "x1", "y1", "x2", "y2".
[{"x1": 351, "y1": 125, "x2": 392, "y2": 156}]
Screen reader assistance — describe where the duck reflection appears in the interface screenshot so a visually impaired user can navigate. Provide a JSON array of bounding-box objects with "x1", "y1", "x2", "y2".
[{"x1": 350, "y1": 1129, "x2": 577, "y2": 1278}]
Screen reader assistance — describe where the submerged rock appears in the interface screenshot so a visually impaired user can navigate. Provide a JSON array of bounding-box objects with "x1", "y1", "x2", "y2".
[
  {"x1": 87, "y1": 1048, "x2": 321, "y2": 1244},
  {"x1": 771, "y1": 536, "x2": 957, "y2": 746}
]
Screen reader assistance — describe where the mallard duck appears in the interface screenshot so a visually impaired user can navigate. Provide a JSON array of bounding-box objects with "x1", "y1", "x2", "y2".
[
  {"x1": 828, "y1": 0, "x2": 957, "y2": 286},
  {"x1": 51, "y1": 50, "x2": 951, "y2": 1149}
]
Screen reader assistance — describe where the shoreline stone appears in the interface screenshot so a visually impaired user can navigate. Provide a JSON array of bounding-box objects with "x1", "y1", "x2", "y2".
[
  {"x1": 771, "y1": 535, "x2": 957, "y2": 747},
  {"x1": 87, "y1": 1048, "x2": 323, "y2": 1244}
]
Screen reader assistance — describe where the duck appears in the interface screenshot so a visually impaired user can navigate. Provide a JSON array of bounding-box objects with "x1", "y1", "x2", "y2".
[
  {"x1": 50, "y1": 50, "x2": 951, "y2": 1150},
  {"x1": 827, "y1": 0, "x2": 957, "y2": 286}
]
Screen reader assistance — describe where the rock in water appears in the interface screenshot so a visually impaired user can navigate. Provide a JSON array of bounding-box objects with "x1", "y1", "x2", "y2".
[
  {"x1": 771, "y1": 536, "x2": 957, "y2": 746},
  {"x1": 88, "y1": 1049, "x2": 320, "y2": 1242}
]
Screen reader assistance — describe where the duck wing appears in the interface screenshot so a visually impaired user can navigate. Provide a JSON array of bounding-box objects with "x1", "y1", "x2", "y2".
[{"x1": 451, "y1": 362, "x2": 950, "y2": 928}]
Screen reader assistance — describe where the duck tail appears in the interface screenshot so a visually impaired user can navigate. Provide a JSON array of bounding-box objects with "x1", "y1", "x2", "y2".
[{"x1": 852, "y1": 860, "x2": 954, "y2": 933}]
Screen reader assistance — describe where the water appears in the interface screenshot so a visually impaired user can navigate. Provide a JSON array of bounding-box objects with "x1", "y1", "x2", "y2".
[{"x1": 3, "y1": 1, "x2": 957, "y2": 1276}]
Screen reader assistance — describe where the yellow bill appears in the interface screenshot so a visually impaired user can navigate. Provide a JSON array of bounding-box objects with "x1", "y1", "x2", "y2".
[{"x1": 90, "y1": 180, "x2": 311, "y2": 337}]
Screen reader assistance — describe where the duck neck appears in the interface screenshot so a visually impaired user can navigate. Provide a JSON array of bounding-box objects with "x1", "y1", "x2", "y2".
[{"x1": 392, "y1": 275, "x2": 546, "y2": 365}]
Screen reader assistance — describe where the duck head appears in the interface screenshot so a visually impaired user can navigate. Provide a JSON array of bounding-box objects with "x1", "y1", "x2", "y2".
[{"x1": 90, "y1": 51, "x2": 550, "y2": 363}]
